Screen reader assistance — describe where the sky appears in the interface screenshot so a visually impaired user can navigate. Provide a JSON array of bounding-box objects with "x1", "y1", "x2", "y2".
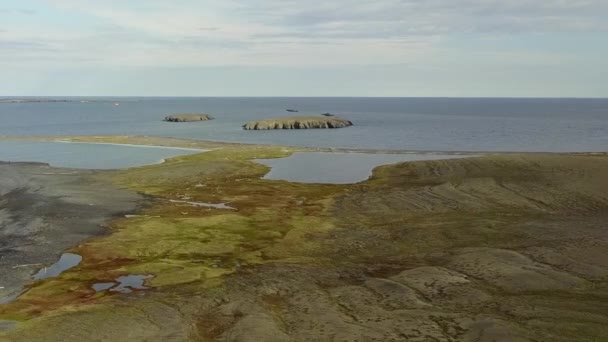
[{"x1": 1, "y1": 0, "x2": 607, "y2": 97}]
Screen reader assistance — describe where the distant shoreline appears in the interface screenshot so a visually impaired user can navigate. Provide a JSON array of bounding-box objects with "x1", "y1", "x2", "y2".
[
  {"x1": 0, "y1": 138, "x2": 208, "y2": 170},
  {"x1": 1, "y1": 96, "x2": 607, "y2": 100},
  {"x1": 51, "y1": 139, "x2": 206, "y2": 152},
  {"x1": 0, "y1": 99, "x2": 139, "y2": 104},
  {"x1": 0, "y1": 135, "x2": 605, "y2": 155}
]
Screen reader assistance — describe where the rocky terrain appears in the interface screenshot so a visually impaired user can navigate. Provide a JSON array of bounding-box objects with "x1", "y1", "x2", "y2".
[
  {"x1": 0, "y1": 139, "x2": 606, "y2": 341},
  {"x1": 0, "y1": 162, "x2": 141, "y2": 306},
  {"x1": 164, "y1": 114, "x2": 214, "y2": 122},
  {"x1": 243, "y1": 116, "x2": 353, "y2": 130}
]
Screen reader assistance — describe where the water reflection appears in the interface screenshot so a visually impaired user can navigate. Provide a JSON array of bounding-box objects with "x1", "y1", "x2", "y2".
[
  {"x1": 33, "y1": 253, "x2": 82, "y2": 280},
  {"x1": 0, "y1": 141, "x2": 204, "y2": 169},
  {"x1": 93, "y1": 275, "x2": 153, "y2": 294},
  {"x1": 256, "y1": 152, "x2": 474, "y2": 184}
]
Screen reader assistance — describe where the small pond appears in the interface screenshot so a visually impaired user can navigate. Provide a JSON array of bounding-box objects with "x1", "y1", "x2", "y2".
[
  {"x1": 93, "y1": 275, "x2": 153, "y2": 294},
  {"x1": 256, "y1": 152, "x2": 475, "y2": 184},
  {"x1": 33, "y1": 253, "x2": 82, "y2": 280}
]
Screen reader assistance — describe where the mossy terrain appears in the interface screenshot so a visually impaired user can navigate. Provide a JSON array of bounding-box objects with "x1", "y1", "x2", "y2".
[{"x1": 0, "y1": 137, "x2": 607, "y2": 341}]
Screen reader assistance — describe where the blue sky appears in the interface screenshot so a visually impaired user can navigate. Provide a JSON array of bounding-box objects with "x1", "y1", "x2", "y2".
[{"x1": 1, "y1": 0, "x2": 607, "y2": 97}]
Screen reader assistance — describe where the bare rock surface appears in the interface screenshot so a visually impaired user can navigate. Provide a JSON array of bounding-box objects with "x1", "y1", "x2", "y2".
[
  {"x1": 164, "y1": 114, "x2": 214, "y2": 122},
  {"x1": 242, "y1": 116, "x2": 353, "y2": 130},
  {"x1": 447, "y1": 247, "x2": 589, "y2": 293}
]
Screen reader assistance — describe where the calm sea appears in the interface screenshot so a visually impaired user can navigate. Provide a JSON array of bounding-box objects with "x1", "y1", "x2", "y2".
[{"x1": 0, "y1": 97, "x2": 606, "y2": 152}]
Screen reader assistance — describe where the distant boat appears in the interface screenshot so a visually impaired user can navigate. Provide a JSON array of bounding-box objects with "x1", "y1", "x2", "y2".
[
  {"x1": 114, "y1": 103, "x2": 120, "y2": 106},
  {"x1": 286, "y1": 109, "x2": 299, "y2": 113},
  {"x1": 322, "y1": 113, "x2": 334, "y2": 117}
]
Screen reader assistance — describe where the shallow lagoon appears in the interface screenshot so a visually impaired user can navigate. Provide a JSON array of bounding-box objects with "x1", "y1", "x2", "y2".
[
  {"x1": 0, "y1": 141, "x2": 204, "y2": 169},
  {"x1": 256, "y1": 152, "x2": 474, "y2": 184}
]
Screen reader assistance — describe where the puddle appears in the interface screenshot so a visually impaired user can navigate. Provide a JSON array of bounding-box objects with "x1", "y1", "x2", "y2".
[
  {"x1": 1, "y1": 253, "x2": 81, "y2": 305},
  {"x1": 124, "y1": 214, "x2": 161, "y2": 219},
  {"x1": 256, "y1": 152, "x2": 475, "y2": 184},
  {"x1": 92, "y1": 283, "x2": 115, "y2": 292},
  {"x1": 93, "y1": 275, "x2": 153, "y2": 294},
  {"x1": 0, "y1": 320, "x2": 16, "y2": 332},
  {"x1": 169, "y1": 199, "x2": 236, "y2": 210},
  {"x1": 111, "y1": 275, "x2": 152, "y2": 293},
  {"x1": 32, "y1": 253, "x2": 82, "y2": 280}
]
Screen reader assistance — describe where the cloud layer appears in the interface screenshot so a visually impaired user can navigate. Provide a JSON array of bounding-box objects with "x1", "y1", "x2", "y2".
[
  {"x1": 1, "y1": 0, "x2": 606, "y2": 68},
  {"x1": 0, "y1": 0, "x2": 606, "y2": 96}
]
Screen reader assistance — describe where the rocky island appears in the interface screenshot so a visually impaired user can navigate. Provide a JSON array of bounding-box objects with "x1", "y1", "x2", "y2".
[
  {"x1": 243, "y1": 116, "x2": 353, "y2": 130},
  {"x1": 164, "y1": 114, "x2": 214, "y2": 122}
]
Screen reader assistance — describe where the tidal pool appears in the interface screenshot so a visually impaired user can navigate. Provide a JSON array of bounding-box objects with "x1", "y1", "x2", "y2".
[
  {"x1": 32, "y1": 253, "x2": 82, "y2": 280},
  {"x1": 0, "y1": 140, "x2": 204, "y2": 169},
  {"x1": 256, "y1": 152, "x2": 475, "y2": 184}
]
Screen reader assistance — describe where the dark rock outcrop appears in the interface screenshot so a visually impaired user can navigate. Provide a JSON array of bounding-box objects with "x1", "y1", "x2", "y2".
[
  {"x1": 164, "y1": 114, "x2": 214, "y2": 122},
  {"x1": 243, "y1": 116, "x2": 353, "y2": 130}
]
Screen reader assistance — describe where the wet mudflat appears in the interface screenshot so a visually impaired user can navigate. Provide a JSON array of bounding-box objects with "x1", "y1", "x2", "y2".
[{"x1": 0, "y1": 162, "x2": 142, "y2": 305}]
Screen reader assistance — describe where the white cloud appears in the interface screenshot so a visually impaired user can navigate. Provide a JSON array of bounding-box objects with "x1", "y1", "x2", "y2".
[
  {"x1": 0, "y1": 0, "x2": 606, "y2": 68},
  {"x1": 234, "y1": 0, "x2": 608, "y2": 35}
]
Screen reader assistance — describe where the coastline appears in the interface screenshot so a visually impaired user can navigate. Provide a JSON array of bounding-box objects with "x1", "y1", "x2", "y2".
[
  {"x1": 0, "y1": 138, "x2": 209, "y2": 170},
  {"x1": 2, "y1": 134, "x2": 604, "y2": 155},
  {"x1": 51, "y1": 139, "x2": 206, "y2": 152},
  {"x1": 0, "y1": 135, "x2": 607, "y2": 341},
  {"x1": 0, "y1": 162, "x2": 143, "y2": 308}
]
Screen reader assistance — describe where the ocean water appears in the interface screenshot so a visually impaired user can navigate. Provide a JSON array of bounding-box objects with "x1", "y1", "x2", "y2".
[{"x1": 0, "y1": 97, "x2": 606, "y2": 152}]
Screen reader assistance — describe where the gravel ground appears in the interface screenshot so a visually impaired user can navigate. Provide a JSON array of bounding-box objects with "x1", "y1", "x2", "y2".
[{"x1": 0, "y1": 162, "x2": 142, "y2": 305}]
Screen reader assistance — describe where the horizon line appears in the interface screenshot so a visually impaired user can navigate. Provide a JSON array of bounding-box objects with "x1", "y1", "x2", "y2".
[{"x1": 2, "y1": 95, "x2": 608, "y2": 100}]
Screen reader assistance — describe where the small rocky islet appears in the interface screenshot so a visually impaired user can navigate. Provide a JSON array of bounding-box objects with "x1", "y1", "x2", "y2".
[
  {"x1": 242, "y1": 116, "x2": 353, "y2": 130},
  {"x1": 163, "y1": 113, "x2": 353, "y2": 130},
  {"x1": 163, "y1": 114, "x2": 214, "y2": 122}
]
